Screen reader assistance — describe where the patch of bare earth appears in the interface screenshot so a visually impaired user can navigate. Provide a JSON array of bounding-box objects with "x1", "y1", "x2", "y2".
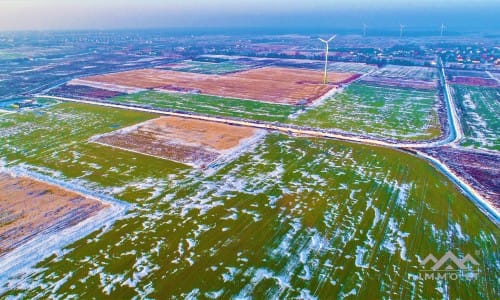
[
  {"x1": 80, "y1": 67, "x2": 359, "y2": 105},
  {"x1": 93, "y1": 116, "x2": 259, "y2": 167},
  {"x1": 0, "y1": 173, "x2": 108, "y2": 256}
]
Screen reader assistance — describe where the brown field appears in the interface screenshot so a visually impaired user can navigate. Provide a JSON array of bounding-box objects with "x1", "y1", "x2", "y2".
[
  {"x1": 81, "y1": 67, "x2": 359, "y2": 105},
  {"x1": 93, "y1": 116, "x2": 259, "y2": 167},
  {"x1": 0, "y1": 173, "x2": 108, "y2": 255},
  {"x1": 450, "y1": 76, "x2": 498, "y2": 87},
  {"x1": 231, "y1": 67, "x2": 357, "y2": 84}
]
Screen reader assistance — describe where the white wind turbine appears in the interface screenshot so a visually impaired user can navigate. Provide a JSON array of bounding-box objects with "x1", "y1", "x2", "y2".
[
  {"x1": 399, "y1": 24, "x2": 405, "y2": 37},
  {"x1": 363, "y1": 23, "x2": 367, "y2": 37},
  {"x1": 440, "y1": 23, "x2": 446, "y2": 37},
  {"x1": 318, "y1": 35, "x2": 336, "y2": 84}
]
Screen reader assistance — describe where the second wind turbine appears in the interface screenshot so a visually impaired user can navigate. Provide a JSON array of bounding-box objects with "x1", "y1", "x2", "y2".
[{"x1": 319, "y1": 35, "x2": 336, "y2": 84}]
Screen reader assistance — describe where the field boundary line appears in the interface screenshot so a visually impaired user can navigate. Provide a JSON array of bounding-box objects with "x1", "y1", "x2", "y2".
[{"x1": 0, "y1": 167, "x2": 131, "y2": 293}]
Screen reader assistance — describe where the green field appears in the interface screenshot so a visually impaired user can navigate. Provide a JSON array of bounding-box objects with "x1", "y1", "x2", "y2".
[
  {"x1": 162, "y1": 60, "x2": 249, "y2": 74},
  {"x1": 0, "y1": 47, "x2": 73, "y2": 61},
  {"x1": 289, "y1": 83, "x2": 442, "y2": 141},
  {"x1": 452, "y1": 85, "x2": 500, "y2": 151},
  {"x1": 0, "y1": 103, "x2": 188, "y2": 201},
  {"x1": 109, "y1": 91, "x2": 299, "y2": 122},
  {"x1": 0, "y1": 50, "x2": 23, "y2": 60},
  {"x1": 1, "y1": 103, "x2": 497, "y2": 299}
]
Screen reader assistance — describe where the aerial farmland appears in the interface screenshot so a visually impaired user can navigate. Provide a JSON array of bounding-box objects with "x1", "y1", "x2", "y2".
[
  {"x1": 289, "y1": 81, "x2": 442, "y2": 141},
  {"x1": 0, "y1": 172, "x2": 109, "y2": 256},
  {"x1": 75, "y1": 67, "x2": 356, "y2": 105},
  {"x1": 451, "y1": 85, "x2": 500, "y2": 151},
  {"x1": 0, "y1": 28, "x2": 498, "y2": 300},
  {"x1": 92, "y1": 116, "x2": 264, "y2": 167},
  {"x1": 157, "y1": 59, "x2": 252, "y2": 74}
]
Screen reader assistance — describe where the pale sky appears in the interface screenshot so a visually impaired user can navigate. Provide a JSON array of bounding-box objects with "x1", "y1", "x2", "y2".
[{"x1": 0, "y1": 0, "x2": 498, "y2": 31}]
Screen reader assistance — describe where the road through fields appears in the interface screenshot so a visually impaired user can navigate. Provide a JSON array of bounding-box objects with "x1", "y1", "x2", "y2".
[{"x1": 36, "y1": 92, "x2": 498, "y2": 224}]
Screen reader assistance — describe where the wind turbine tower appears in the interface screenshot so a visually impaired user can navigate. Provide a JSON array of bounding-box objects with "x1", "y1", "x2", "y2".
[
  {"x1": 363, "y1": 24, "x2": 367, "y2": 37},
  {"x1": 318, "y1": 35, "x2": 336, "y2": 84},
  {"x1": 399, "y1": 24, "x2": 405, "y2": 37},
  {"x1": 440, "y1": 23, "x2": 446, "y2": 37}
]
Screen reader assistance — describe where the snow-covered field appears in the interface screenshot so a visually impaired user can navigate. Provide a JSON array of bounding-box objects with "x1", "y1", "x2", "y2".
[
  {"x1": 0, "y1": 103, "x2": 497, "y2": 299},
  {"x1": 0, "y1": 168, "x2": 130, "y2": 294},
  {"x1": 369, "y1": 65, "x2": 438, "y2": 81},
  {"x1": 452, "y1": 85, "x2": 500, "y2": 151},
  {"x1": 289, "y1": 82, "x2": 442, "y2": 141}
]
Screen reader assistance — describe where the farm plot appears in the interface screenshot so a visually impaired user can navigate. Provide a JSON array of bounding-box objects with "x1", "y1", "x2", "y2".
[
  {"x1": 3, "y1": 134, "x2": 498, "y2": 299},
  {"x1": 0, "y1": 172, "x2": 108, "y2": 255},
  {"x1": 0, "y1": 102, "x2": 189, "y2": 202},
  {"x1": 157, "y1": 60, "x2": 249, "y2": 74},
  {"x1": 360, "y1": 65, "x2": 438, "y2": 90},
  {"x1": 289, "y1": 83, "x2": 442, "y2": 141},
  {"x1": 79, "y1": 67, "x2": 356, "y2": 105},
  {"x1": 92, "y1": 116, "x2": 262, "y2": 167},
  {"x1": 369, "y1": 65, "x2": 438, "y2": 81},
  {"x1": 449, "y1": 77, "x2": 498, "y2": 87},
  {"x1": 452, "y1": 85, "x2": 500, "y2": 151},
  {"x1": 108, "y1": 91, "x2": 299, "y2": 122},
  {"x1": 68, "y1": 78, "x2": 147, "y2": 94},
  {"x1": 421, "y1": 147, "x2": 500, "y2": 207},
  {"x1": 0, "y1": 50, "x2": 22, "y2": 60},
  {"x1": 47, "y1": 84, "x2": 125, "y2": 101},
  {"x1": 270, "y1": 60, "x2": 375, "y2": 74},
  {"x1": 0, "y1": 98, "x2": 58, "y2": 111},
  {"x1": 446, "y1": 70, "x2": 492, "y2": 79},
  {"x1": 197, "y1": 55, "x2": 376, "y2": 74},
  {"x1": 446, "y1": 69, "x2": 498, "y2": 87},
  {"x1": 359, "y1": 76, "x2": 437, "y2": 90},
  {"x1": 231, "y1": 67, "x2": 357, "y2": 85},
  {"x1": 0, "y1": 47, "x2": 70, "y2": 61},
  {"x1": 328, "y1": 62, "x2": 378, "y2": 74}
]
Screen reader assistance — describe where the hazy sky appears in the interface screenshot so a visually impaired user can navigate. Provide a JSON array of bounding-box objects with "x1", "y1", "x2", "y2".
[{"x1": 0, "y1": 0, "x2": 498, "y2": 31}]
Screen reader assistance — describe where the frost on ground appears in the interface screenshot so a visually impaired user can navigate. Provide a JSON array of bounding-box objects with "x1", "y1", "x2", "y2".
[
  {"x1": 289, "y1": 82, "x2": 442, "y2": 141},
  {"x1": 91, "y1": 116, "x2": 266, "y2": 170},
  {"x1": 0, "y1": 168, "x2": 129, "y2": 294},
  {"x1": 452, "y1": 85, "x2": 500, "y2": 151},
  {"x1": 2, "y1": 132, "x2": 497, "y2": 299}
]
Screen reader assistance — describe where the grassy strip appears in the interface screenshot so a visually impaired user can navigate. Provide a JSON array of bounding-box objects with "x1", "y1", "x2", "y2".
[{"x1": 109, "y1": 91, "x2": 300, "y2": 123}]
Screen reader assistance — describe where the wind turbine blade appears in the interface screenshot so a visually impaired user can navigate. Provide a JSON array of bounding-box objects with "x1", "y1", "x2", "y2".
[
  {"x1": 327, "y1": 35, "x2": 336, "y2": 42},
  {"x1": 318, "y1": 38, "x2": 327, "y2": 43}
]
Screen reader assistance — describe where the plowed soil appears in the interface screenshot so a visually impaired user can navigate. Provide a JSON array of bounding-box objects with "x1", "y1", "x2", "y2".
[
  {"x1": 0, "y1": 173, "x2": 108, "y2": 255},
  {"x1": 93, "y1": 116, "x2": 258, "y2": 166},
  {"x1": 81, "y1": 67, "x2": 358, "y2": 105}
]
